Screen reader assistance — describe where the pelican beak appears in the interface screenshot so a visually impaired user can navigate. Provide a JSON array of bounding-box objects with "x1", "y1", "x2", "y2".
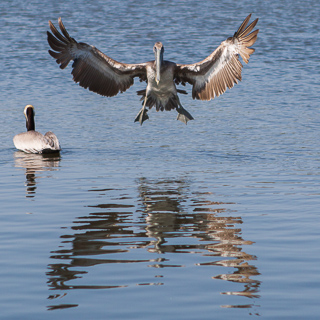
[
  {"x1": 156, "y1": 50, "x2": 161, "y2": 85},
  {"x1": 155, "y1": 45, "x2": 162, "y2": 85}
]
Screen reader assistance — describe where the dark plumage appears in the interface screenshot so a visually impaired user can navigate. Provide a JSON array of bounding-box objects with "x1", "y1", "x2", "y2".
[{"x1": 47, "y1": 14, "x2": 259, "y2": 125}]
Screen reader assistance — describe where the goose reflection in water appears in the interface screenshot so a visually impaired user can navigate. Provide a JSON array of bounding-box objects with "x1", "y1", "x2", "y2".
[
  {"x1": 13, "y1": 151, "x2": 61, "y2": 198},
  {"x1": 46, "y1": 177, "x2": 260, "y2": 311}
]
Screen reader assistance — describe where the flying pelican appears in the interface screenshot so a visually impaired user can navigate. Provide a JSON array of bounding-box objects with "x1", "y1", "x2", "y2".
[
  {"x1": 47, "y1": 14, "x2": 259, "y2": 125},
  {"x1": 13, "y1": 105, "x2": 61, "y2": 154}
]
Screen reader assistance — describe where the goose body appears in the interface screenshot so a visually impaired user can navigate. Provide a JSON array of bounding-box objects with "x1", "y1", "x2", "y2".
[
  {"x1": 13, "y1": 105, "x2": 61, "y2": 154},
  {"x1": 47, "y1": 14, "x2": 259, "y2": 125}
]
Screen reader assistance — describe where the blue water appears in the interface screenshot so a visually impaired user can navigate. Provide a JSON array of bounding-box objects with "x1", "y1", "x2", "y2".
[{"x1": 1, "y1": 0, "x2": 320, "y2": 319}]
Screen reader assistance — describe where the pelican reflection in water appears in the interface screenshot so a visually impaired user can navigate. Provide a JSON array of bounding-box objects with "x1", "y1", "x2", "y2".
[
  {"x1": 46, "y1": 178, "x2": 260, "y2": 310},
  {"x1": 47, "y1": 14, "x2": 259, "y2": 125},
  {"x1": 14, "y1": 152, "x2": 61, "y2": 198}
]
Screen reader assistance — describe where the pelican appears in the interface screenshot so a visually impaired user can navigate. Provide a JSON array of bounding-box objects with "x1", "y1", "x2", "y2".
[
  {"x1": 13, "y1": 105, "x2": 61, "y2": 154},
  {"x1": 47, "y1": 14, "x2": 259, "y2": 125}
]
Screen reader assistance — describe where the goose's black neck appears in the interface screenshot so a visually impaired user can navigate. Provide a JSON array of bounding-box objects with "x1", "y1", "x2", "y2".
[{"x1": 25, "y1": 107, "x2": 35, "y2": 131}]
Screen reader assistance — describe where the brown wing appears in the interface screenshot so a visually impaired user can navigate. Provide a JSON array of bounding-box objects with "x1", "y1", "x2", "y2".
[
  {"x1": 174, "y1": 14, "x2": 259, "y2": 100},
  {"x1": 47, "y1": 18, "x2": 147, "y2": 97}
]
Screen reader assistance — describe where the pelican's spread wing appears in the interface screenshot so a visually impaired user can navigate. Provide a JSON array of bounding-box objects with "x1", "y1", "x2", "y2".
[
  {"x1": 47, "y1": 18, "x2": 147, "y2": 97},
  {"x1": 174, "y1": 14, "x2": 259, "y2": 101}
]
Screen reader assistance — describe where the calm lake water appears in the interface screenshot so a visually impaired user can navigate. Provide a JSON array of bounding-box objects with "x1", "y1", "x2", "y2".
[{"x1": 1, "y1": 0, "x2": 320, "y2": 319}]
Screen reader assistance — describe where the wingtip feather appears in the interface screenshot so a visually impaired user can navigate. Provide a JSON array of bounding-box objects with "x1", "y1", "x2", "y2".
[{"x1": 234, "y1": 14, "x2": 252, "y2": 37}]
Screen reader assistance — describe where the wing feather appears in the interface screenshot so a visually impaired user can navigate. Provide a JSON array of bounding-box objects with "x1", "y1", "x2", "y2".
[
  {"x1": 175, "y1": 14, "x2": 259, "y2": 101},
  {"x1": 47, "y1": 18, "x2": 147, "y2": 97}
]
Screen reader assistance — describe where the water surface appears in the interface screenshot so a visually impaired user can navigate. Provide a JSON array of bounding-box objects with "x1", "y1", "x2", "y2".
[{"x1": 1, "y1": 0, "x2": 320, "y2": 319}]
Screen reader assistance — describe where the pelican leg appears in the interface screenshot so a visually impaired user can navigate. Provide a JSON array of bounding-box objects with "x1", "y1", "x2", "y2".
[
  {"x1": 134, "y1": 96, "x2": 149, "y2": 125},
  {"x1": 176, "y1": 97, "x2": 194, "y2": 124}
]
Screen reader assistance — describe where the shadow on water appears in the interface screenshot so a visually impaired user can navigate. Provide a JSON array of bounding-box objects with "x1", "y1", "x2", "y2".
[
  {"x1": 46, "y1": 177, "x2": 261, "y2": 311},
  {"x1": 13, "y1": 151, "x2": 61, "y2": 198}
]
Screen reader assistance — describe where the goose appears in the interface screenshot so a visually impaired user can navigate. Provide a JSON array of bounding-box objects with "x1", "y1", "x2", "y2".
[
  {"x1": 13, "y1": 105, "x2": 61, "y2": 154},
  {"x1": 47, "y1": 14, "x2": 259, "y2": 125}
]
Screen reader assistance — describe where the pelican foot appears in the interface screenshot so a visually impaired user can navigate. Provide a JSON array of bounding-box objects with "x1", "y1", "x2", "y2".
[
  {"x1": 134, "y1": 108, "x2": 149, "y2": 125},
  {"x1": 176, "y1": 107, "x2": 194, "y2": 124}
]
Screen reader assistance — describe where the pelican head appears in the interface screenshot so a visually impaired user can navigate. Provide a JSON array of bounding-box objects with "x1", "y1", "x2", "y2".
[
  {"x1": 153, "y1": 42, "x2": 164, "y2": 85},
  {"x1": 24, "y1": 105, "x2": 35, "y2": 131}
]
